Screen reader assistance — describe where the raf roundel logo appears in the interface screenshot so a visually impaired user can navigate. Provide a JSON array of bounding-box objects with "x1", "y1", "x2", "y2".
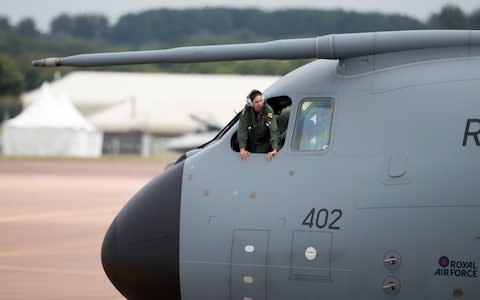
[{"x1": 439, "y1": 256, "x2": 450, "y2": 268}]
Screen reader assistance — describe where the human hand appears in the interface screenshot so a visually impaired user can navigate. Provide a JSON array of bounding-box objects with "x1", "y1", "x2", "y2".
[
  {"x1": 266, "y1": 148, "x2": 277, "y2": 161},
  {"x1": 240, "y1": 148, "x2": 249, "y2": 160}
]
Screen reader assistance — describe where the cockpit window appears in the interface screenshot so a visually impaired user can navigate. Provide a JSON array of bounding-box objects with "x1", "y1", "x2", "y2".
[{"x1": 293, "y1": 98, "x2": 334, "y2": 151}]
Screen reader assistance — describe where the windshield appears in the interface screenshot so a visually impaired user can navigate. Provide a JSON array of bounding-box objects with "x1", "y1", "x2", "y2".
[{"x1": 292, "y1": 98, "x2": 334, "y2": 151}]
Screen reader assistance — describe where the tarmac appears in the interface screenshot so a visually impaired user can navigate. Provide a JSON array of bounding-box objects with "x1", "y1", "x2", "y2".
[{"x1": 0, "y1": 158, "x2": 165, "y2": 300}]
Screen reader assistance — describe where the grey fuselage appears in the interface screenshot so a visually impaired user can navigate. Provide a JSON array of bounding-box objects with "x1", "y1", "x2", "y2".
[
  {"x1": 98, "y1": 38, "x2": 480, "y2": 300},
  {"x1": 179, "y1": 47, "x2": 480, "y2": 299}
]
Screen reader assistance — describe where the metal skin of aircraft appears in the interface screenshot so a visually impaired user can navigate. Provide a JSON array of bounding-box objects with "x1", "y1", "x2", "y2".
[{"x1": 35, "y1": 30, "x2": 480, "y2": 300}]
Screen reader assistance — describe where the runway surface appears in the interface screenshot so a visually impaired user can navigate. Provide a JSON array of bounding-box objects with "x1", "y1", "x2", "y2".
[{"x1": 0, "y1": 159, "x2": 166, "y2": 300}]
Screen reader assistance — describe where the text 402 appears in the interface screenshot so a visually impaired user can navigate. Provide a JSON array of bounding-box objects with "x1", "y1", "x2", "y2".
[{"x1": 302, "y1": 208, "x2": 343, "y2": 230}]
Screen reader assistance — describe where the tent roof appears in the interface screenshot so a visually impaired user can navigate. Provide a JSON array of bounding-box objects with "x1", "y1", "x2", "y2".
[
  {"x1": 7, "y1": 83, "x2": 96, "y2": 131},
  {"x1": 21, "y1": 71, "x2": 279, "y2": 134}
]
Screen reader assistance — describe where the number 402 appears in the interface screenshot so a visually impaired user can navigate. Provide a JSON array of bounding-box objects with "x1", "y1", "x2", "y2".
[{"x1": 302, "y1": 208, "x2": 342, "y2": 230}]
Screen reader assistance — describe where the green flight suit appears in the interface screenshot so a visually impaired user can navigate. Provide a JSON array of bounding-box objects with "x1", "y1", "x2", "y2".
[
  {"x1": 277, "y1": 106, "x2": 291, "y2": 133},
  {"x1": 238, "y1": 103, "x2": 279, "y2": 153},
  {"x1": 277, "y1": 106, "x2": 291, "y2": 148}
]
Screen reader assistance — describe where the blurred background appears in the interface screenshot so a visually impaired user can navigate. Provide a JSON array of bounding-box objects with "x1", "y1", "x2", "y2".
[
  {"x1": 1, "y1": 1, "x2": 480, "y2": 157},
  {"x1": 0, "y1": 0, "x2": 478, "y2": 299}
]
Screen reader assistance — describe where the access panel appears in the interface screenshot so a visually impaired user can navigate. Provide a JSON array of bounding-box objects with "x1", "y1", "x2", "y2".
[
  {"x1": 290, "y1": 230, "x2": 332, "y2": 281},
  {"x1": 231, "y1": 230, "x2": 270, "y2": 300}
]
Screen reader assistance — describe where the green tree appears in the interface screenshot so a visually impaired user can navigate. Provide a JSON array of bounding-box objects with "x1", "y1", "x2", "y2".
[
  {"x1": 51, "y1": 14, "x2": 109, "y2": 38},
  {"x1": 0, "y1": 54, "x2": 23, "y2": 121},
  {"x1": 469, "y1": 9, "x2": 480, "y2": 29},
  {"x1": 16, "y1": 18, "x2": 39, "y2": 36},
  {"x1": 0, "y1": 16, "x2": 10, "y2": 33},
  {"x1": 429, "y1": 5, "x2": 468, "y2": 29},
  {"x1": 110, "y1": 8, "x2": 423, "y2": 45},
  {"x1": 0, "y1": 54, "x2": 23, "y2": 95},
  {"x1": 50, "y1": 14, "x2": 74, "y2": 35},
  {"x1": 72, "y1": 15, "x2": 109, "y2": 39}
]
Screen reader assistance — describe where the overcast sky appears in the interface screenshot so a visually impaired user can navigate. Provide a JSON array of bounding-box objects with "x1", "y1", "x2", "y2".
[{"x1": 2, "y1": 0, "x2": 479, "y2": 32}]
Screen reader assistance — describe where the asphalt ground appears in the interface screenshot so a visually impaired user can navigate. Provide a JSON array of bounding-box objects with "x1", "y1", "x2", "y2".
[{"x1": 0, "y1": 158, "x2": 166, "y2": 300}]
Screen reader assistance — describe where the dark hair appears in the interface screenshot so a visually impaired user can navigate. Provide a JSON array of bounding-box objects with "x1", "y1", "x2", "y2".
[{"x1": 247, "y1": 89, "x2": 262, "y2": 101}]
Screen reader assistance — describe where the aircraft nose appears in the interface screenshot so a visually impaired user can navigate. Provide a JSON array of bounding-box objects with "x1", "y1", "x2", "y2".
[{"x1": 101, "y1": 161, "x2": 184, "y2": 300}]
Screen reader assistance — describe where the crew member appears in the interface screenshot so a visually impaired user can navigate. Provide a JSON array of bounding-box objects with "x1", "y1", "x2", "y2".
[{"x1": 238, "y1": 89, "x2": 279, "y2": 160}]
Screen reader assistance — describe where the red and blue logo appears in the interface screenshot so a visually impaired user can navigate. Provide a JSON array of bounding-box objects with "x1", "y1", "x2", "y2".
[{"x1": 439, "y1": 256, "x2": 450, "y2": 268}]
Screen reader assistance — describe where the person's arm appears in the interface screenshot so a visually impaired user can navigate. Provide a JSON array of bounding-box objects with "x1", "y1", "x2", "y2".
[
  {"x1": 267, "y1": 107, "x2": 279, "y2": 160},
  {"x1": 277, "y1": 107, "x2": 291, "y2": 133},
  {"x1": 238, "y1": 110, "x2": 249, "y2": 160},
  {"x1": 269, "y1": 111, "x2": 279, "y2": 151}
]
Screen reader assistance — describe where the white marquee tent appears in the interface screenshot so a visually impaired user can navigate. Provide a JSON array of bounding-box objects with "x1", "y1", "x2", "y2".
[
  {"x1": 2, "y1": 83, "x2": 103, "y2": 157},
  {"x1": 21, "y1": 72, "x2": 280, "y2": 135}
]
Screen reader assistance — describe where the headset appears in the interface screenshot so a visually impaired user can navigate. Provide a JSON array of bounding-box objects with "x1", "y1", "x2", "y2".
[{"x1": 246, "y1": 96, "x2": 253, "y2": 107}]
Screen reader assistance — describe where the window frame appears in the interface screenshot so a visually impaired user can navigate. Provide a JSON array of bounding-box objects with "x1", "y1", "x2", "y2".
[{"x1": 291, "y1": 97, "x2": 335, "y2": 152}]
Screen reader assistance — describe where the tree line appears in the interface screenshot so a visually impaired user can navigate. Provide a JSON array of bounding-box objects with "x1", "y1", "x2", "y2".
[
  {"x1": 8, "y1": 6, "x2": 480, "y2": 44},
  {"x1": 1, "y1": 5, "x2": 479, "y2": 121}
]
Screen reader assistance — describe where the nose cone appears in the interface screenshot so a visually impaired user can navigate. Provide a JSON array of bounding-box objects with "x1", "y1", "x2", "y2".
[{"x1": 102, "y1": 162, "x2": 184, "y2": 300}]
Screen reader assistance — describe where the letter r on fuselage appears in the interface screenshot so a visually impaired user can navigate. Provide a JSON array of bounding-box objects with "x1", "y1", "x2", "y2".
[{"x1": 463, "y1": 119, "x2": 480, "y2": 146}]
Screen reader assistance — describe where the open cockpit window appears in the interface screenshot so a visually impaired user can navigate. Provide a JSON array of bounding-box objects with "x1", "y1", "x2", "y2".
[
  {"x1": 231, "y1": 96, "x2": 292, "y2": 152},
  {"x1": 268, "y1": 96, "x2": 292, "y2": 148},
  {"x1": 292, "y1": 98, "x2": 334, "y2": 151}
]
